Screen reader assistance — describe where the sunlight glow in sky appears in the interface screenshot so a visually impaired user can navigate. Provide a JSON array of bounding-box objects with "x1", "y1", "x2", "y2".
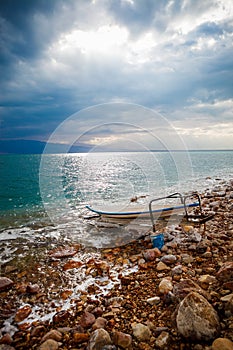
[{"x1": 0, "y1": 0, "x2": 233, "y2": 151}]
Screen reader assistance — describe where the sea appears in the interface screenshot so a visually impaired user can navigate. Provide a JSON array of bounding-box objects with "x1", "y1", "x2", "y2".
[{"x1": 0, "y1": 151, "x2": 233, "y2": 254}]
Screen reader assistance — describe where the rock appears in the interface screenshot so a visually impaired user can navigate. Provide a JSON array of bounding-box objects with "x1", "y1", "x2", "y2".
[
  {"x1": 212, "y1": 338, "x2": 233, "y2": 350},
  {"x1": 92, "y1": 317, "x2": 107, "y2": 330},
  {"x1": 63, "y1": 260, "x2": 82, "y2": 270},
  {"x1": 146, "y1": 296, "x2": 160, "y2": 305},
  {"x1": 155, "y1": 331, "x2": 170, "y2": 348},
  {"x1": 26, "y1": 284, "x2": 40, "y2": 294},
  {"x1": 159, "y1": 278, "x2": 173, "y2": 294},
  {"x1": 41, "y1": 330, "x2": 62, "y2": 343},
  {"x1": 14, "y1": 305, "x2": 32, "y2": 322},
  {"x1": 173, "y1": 279, "x2": 209, "y2": 300},
  {"x1": 49, "y1": 245, "x2": 79, "y2": 258},
  {"x1": 143, "y1": 248, "x2": 161, "y2": 261},
  {"x1": 225, "y1": 294, "x2": 233, "y2": 317},
  {"x1": 216, "y1": 261, "x2": 233, "y2": 282},
  {"x1": 0, "y1": 334, "x2": 12, "y2": 345},
  {"x1": 181, "y1": 254, "x2": 194, "y2": 264},
  {"x1": 87, "y1": 328, "x2": 112, "y2": 350},
  {"x1": 0, "y1": 345, "x2": 15, "y2": 350},
  {"x1": 131, "y1": 323, "x2": 151, "y2": 341},
  {"x1": 0, "y1": 277, "x2": 14, "y2": 291},
  {"x1": 112, "y1": 331, "x2": 132, "y2": 349},
  {"x1": 171, "y1": 265, "x2": 183, "y2": 276},
  {"x1": 52, "y1": 310, "x2": 71, "y2": 324},
  {"x1": 39, "y1": 339, "x2": 59, "y2": 350},
  {"x1": 73, "y1": 332, "x2": 89, "y2": 343},
  {"x1": 156, "y1": 261, "x2": 170, "y2": 271},
  {"x1": 176, "y1": 291, "x2": 220, "y2": 341},
  {"x1": 79, "y1": 311, "x2": 96, "y2": 329},
  {"x1": 198, "y1": 275, "x2": 217, "y2": 289},
  {"x1": 160, "y1": 254, "x2": 177, "y2": 265}
]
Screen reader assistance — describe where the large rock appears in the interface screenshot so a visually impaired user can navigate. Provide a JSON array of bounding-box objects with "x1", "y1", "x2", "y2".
[
  {"x1": 176, "y1": 291, "x2": 220, "y2": 341},
  {"x1": 87, "y1": 328, "x2": 112, "y2": 350}
]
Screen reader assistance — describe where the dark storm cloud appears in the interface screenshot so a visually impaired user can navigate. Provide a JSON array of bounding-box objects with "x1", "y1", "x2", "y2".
[{"x1": 0, "y1": 0, "x2": 232, "y2": 149}]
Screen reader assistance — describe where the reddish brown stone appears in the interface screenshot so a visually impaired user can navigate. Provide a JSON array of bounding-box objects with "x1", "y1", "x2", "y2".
[
  {"x1": 52, "y1": 310, "x2": 71, "y2": 324},
  {"x1": 73, "y1": 332, "x2": 89, "y2": 343},
  {"x1": 0, "y1": 277, "x2": 14, "y2": 291},
  {"x1": 63, "y1": 260, "x2": 82, "y2": 270},
  {"x1": 41, "y1": 329, "x2": 62, "y2": 343},
  {"x1": 49, "y1": 245, "x2": 80, "y2": 258},
  {"x1": 216, "y1": 261, "x2": 233, "y2": 282},
  {"x1": 143, "y1": 248, "x2": 161, "y2": 262},
  {"x1": 26, "y1": 284, "x2": 40, "y2": 294},
  {"x1": 79, "y1": 311, "x2": 95, "y2": 329},
  {"x1": 15, "y1": 305, "x2": 32, "y2": 322}
]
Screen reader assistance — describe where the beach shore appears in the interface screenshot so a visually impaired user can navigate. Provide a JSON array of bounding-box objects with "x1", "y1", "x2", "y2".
[{"x1": 0, "y1": 179, "x2": 233, "y2": 350}]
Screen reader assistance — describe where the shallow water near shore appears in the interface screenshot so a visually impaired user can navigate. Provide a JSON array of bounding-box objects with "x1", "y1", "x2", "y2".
[{"x1": 1, "y1": 151, "x2": 233, "y2": 250}]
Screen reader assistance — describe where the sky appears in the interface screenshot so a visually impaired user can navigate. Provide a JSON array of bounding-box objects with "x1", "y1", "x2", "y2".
[{"x1": 0, "y1": 0, "x2": 233, "y2": 151}]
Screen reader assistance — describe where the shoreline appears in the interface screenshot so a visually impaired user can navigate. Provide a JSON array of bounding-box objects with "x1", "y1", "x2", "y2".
[{"x1": 0, "y1": 179, "x2": 233, "y2": 349}]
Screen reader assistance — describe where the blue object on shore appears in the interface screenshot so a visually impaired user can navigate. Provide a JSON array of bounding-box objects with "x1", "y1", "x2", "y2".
[{"x1": 151, "y1": 234, "x2": 164, "y2": 250}]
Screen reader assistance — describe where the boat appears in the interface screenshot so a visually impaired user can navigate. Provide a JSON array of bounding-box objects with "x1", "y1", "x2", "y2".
[{"x1": 85, "y1": 201, "x2": 199, "y2": 219}]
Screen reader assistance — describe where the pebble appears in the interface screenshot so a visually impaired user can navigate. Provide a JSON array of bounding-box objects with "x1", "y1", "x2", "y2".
[
  {"x1": 212, "y1": 338, "x2": 233, "y2": 350},
  {"x1": 41, "y1": 330, "x2": 62, "y2": 343},
  {"x1": 39, "y1": 339, "x2": 59, "y2": 350},
  {"x1": 158, "y1": 278, "x2": 173, "y2": 294},
  {"x1": 79, "y1": 311, "x2": 96, "y2": 328},
  {"x1": 156, "y1": 261, "x2": 170, "y2": 271},
  {"x1": 146, "y1": 296, "x2": 160, "y2": 305},
  {"x1": 112, "y1": 331, "x2": 132, "y2": 349},
  {"x1": 155, "y1": 331, "x2": 170, "y2": 348},
  {"x1": 14, "y1": 305, "x2": 32, "y2": 323},
  {"x1": 87, "y1": 329, "x2": 112, "y2": 350},
  {"x1": 143, "y1": 248, "x2": 161, "y2": 262},
  {"x1": 131, "y1": 322, "x2": 151, "y2": 341},
  {"x1": 160, "y1": 254, "x2": 177, "y2": 265},
  {"x1": 0, "y1": 277, "x2": 14, "y2": 291}
]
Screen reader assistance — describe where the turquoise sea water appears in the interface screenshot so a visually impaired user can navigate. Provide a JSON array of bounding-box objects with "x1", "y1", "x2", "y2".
[{"x1": 0, "y1": 151, "x2": 233, "y2": 247}]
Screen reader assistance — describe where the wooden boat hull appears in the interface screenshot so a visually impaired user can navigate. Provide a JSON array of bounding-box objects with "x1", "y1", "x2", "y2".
[{"x1": 86, "y1": 202, "x2": 199, "y2": 219}]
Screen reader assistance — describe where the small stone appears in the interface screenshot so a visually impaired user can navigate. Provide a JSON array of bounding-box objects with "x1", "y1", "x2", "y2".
[
  {"x1": 159, "y1": 278, "x2": 173, "y2": 294},
  {"x1": 173, "y1": 279, "x2": 209, "y2": 300},
  {"x1": 52, "y1": 310, "x2": 71, "y2": 324},
  {"x1": 63, "y1": 260, "x2": 82, "y2": 270},
  {"x1": 92, "y1": 317, "x2": 107, "y2": 330},
  {"x1": 80, "y1": 311, "x2": 96, "y2": 329},
  {"x1": 131, "y1": 323, "x2": 151, "y2": 341},
  {"x1": 49, "y1": 245, "x2": 80, "y2": 258},
  {"x1": 156, "y1": 261, "x2": 170, "y2": 271},
  {"x1": 0, "y1": 334, "x2": 12, "y2": 345},
  {"x1": 39, "y1": 339, "x2": 59, "y2": 350},
  {"x1": 198, "y1": 275, "x2": 217, "y2": 289},
  {"x1": 112, "y1": 331, "x2": 132, "y2": 349},
  {"x1": 160, "y1": 254, "x2": 177, "y2": 265},
  {"x1": 26, "y1": 284, "x2": 40, "y2": 294},
  {"x1": 155, "y1": 331, "x2": 170, "y2": 348},
  {"x1": 212, "y1": 337, "x2": 233, "y2": 350},
  {"x1": 0, "y1": 277, "x2": 14, "y2": 291},
  {"x1": 171, "y1": 265, "x2": 183, "y2": 276},
  {"x1": 216, "y1": 262, "x2": 233, "y2": 282},
  {"x1": 73, "y1": 333, "x2": 89, "y2": 343},
  {"x1": 181, "y1": 254, "x2": 194, "y2": 264},
  {"x1": 87, "y1": 328, "x2": 112, "y2": 350},
  {"x1": 41, "y1": 330, "x2": 62, "y2": 343},
  {"x1": 15, "y1": 305, "x2": 32, "y2": 322},
  {"x1": 146, "y1": 296, "x2": 160, "y2": 305},
  {"x1": 176, "y1": 291, "x2": 220, "y2": 341},
  {"x1": 143, "y1": 248, "x2": 161, "y2": 261}
]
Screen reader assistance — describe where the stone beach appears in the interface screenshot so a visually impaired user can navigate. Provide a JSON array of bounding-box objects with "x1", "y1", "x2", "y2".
[{"x1": 0, "y1": 179, "x2": 233, "y2": 349}]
